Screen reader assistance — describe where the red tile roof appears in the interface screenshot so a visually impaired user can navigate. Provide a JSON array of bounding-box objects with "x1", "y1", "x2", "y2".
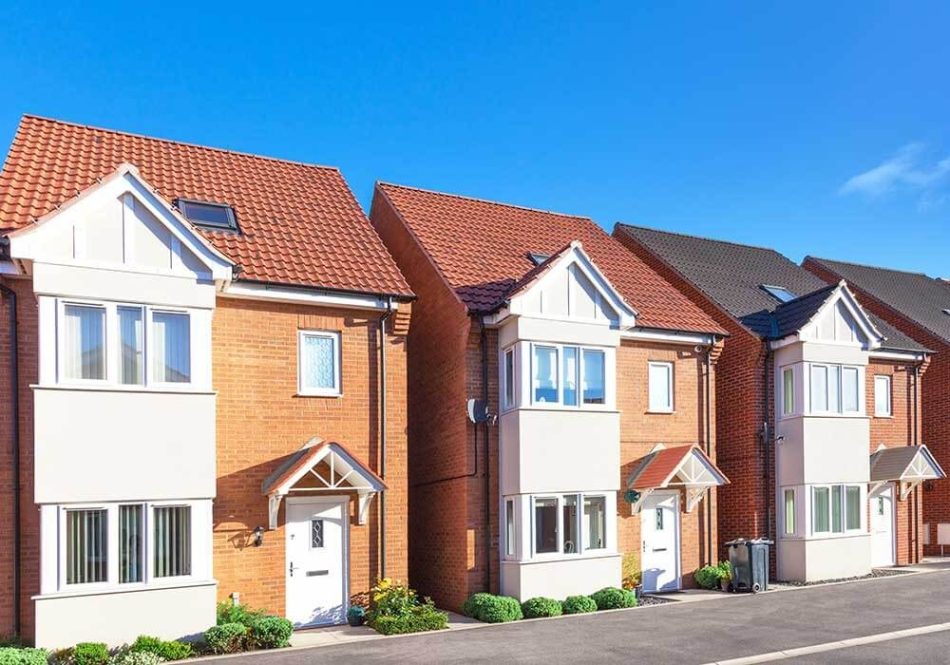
[
  {"x1": 627, "y1": 445, "x2": 727, "y2": 491},
  {"x1": 376, "y1": 183, "x2": 726, "y2": 334},
  {"x1": 0, "y1": 115, "x2": 412, "y2": 297}
]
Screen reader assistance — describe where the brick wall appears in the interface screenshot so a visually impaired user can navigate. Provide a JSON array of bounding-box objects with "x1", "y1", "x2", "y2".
[
  {"x1": 868, "y1": 359, "x2": 925, "y2": 564},
  {"x1": 212, "y1": 295, "x2": 409, "y2": 614},
  {"x1": 617, "y1": 340, "x2": 719, "y2": 587},
  {"x1": 804, "y1": 258, "x2": 945, "y2": 555},
  {"x1": 614, "y1": 229, "x2": 774, "y2": 560},
  {"x1": 0, "y1": 277, "x2": 40, "y2": 641},
  {"x1": 369, "y1": 189, "x2": 483, "y2": 611}
]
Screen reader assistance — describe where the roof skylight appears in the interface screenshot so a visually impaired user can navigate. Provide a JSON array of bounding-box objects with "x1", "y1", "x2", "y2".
[
  {"x1": 761, "y1": 285, "x2": 797, "y2": 303},
  {"x1": 175, "y1": 198, "x2": 238, "y2": 232},
  {"x1": 528, "y1": 252, "x2": 551, "y2": 266}
]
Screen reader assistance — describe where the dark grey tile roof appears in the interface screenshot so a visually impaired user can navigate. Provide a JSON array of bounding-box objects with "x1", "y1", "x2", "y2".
[
  {"x1": 806, "y1": 257, "x2": 950, "y2": 346},
  {"x1": 616, "y1": 225, "x2": 928, "y2": 353},
  {"x1": 869, "y1": 446, "x2": 946, "y2": 482}
]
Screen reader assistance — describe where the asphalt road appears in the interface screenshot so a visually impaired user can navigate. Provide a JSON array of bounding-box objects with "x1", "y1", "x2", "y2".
[{"x1": 224, "y1": 568, "x2": 950, "y2": 664}]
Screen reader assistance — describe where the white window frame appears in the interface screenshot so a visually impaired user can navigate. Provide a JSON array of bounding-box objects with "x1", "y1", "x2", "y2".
[
  {"x1": 502, "y1": 346, "x2": 516, "y2": 411},
  {"x1": 874, "y1": 375, "x2": 893, "y2": 417},
  {"x1": 297, "y1": 330, "x2": 342, "y2": 397},
  {"x1": 808, "y1": 363, "x2": 862, "y2": 416},
  {"x1": 57, "y1": 300, "x2": 109, "y2": 386},
  {"x1": 504, "y1": 498, "x2": 516, "y2": 559},
  {"x1": 783, "y1": 487, "x2": 797, "y2": 536},
  {"x1": 782, "y1": 367, "x2": 795, "y2": 417},
  {"x1": 529, "y1": 493, "x2": 609, "y2": 559},
  {"x1": 528, "y1": 342, "x2": 611, "y2": 410},
  {"x1": 55, "y1": 298, "x2": 194, "y2": 389},
  {"x1": 648, "y1": 361, "x2": 674, "y2": 413},
  {"x1": 56, "y1": 500, "x2": 201, "y2": 592},
  {"x1": 810, "y1": 484, "x2": 863, "y2": 536}
]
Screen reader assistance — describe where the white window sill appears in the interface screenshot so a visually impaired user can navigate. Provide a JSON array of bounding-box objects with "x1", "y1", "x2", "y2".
[
  {"x1": 296, "y1": 392, "x2": 343, "y2": 399},
  {"x1": 32, "y1": 383, "x2": 214, "y2": 396},
  {"x1": 35, "y1": 578, "x2": 217, "y2": 601},
  {"x1": 647, "y1": 410, "x2": 675, "y2": 415},
  {"x1": 520, "y1": 405, "x2": 619, "y2": 414},
  {"x1": 521, "y1": 550, "x2": 619, "y2": 565},
  {"x1": 874, "y1": 414, "x2": 893, "y2": 419},
  {"x1": 807, "y1": 531, "x2": 867, "y2": 542}
]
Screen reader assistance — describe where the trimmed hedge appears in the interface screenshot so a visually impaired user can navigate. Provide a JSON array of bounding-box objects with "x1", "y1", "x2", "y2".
[
  {"x1": 521, "y1": 597, "x2": 562, "y2": 619},
  {"x1": 462, "y1": 593, "x2": 523, "y2": 623},
  {"x1": 371, "y1": 605, "x2": 448, "y2": 635},
  {"x1": 561, "y1": 595, "x2": 598, "y2": 615},
  {"x1": 0, "y1": 648, "x2": 48, "y2": 665},
  {"x1": 248, "y1": 616, "x2": 293, "y2": 649},
  {"x1": 109, "y1": 651, "x2": 164, "y2": 665},
  {"x1": 73, "y1": 644, "x2": 109, "y2": 665},
  {"x1": 130, "y1": 636, "x2": 192, "y2": 661},
  {"x1": 590, "y1": 587, "x2": 637, "y2": 610},
  {"x1": 204, "y1": 623, "x2": 247, "y2": 654}
]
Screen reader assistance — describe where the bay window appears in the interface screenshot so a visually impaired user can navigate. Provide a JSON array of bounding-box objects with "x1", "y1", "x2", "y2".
[
  {"x1": 57, "y1": 501, "x2": 204, "y2": 591},
  {"x1": 783, "y1": 488, "x2": 796, "y2": 536},
  {"x1": 809, "y1": 364, "x2": 861, "y2": 415},
  {"x1": 505, "y1": 499, "x2": 515, "y2": 557},
  {"x1": 526, "y1": 343, "x2": 611, "y2": 408},
  {"x1": 812, "y1": 484, "x2": 862, "y2": 534},
  {"x1": 782, "y1": 368, "x2": 795, "y2": 416},
  {"x1": 529, "y1": 493, "x2": 609, "y2": 557},
  {"x1": 57, "y1": 300, "x2": 193, "y2": 387},
  {"x1": 503, "y1": 348, "x2": 515, "y2": 409}
]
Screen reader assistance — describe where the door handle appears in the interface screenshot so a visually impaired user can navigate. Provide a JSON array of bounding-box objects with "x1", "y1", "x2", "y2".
[
  {"x1": 642, "y1": 541, "x2": 646, "y2": 553},
  {"x1": 289, "y1": 562, "x2": 299, "y2": 577}
]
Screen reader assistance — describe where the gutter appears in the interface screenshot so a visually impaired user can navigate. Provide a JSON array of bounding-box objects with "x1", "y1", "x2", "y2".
[
  {"x1": 379, "y1": 297, "x2": 395, "y2": 580},
  {"x1": 0, "y1": 281, "x2": 20, "y2": 637}
]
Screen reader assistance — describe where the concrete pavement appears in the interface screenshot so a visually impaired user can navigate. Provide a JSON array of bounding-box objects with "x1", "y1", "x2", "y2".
[{"x1": 217, "y1": 567, "x2": 950, "y2": 664}]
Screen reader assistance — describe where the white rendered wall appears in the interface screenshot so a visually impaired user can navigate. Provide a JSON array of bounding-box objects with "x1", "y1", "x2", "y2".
[{"x1": 500, "y1": 554, "x2": 621, "y2": 600}]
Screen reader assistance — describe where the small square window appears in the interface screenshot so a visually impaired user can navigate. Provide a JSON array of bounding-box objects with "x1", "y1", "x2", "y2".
[{"x1": 298, "y1": 331, "x2": 341, "y2": 396}]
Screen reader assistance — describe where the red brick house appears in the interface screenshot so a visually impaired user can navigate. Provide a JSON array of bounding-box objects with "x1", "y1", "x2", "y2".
[
  {"x1": 0, "y1": 116, "x2": 413, "y2": 647},
  {"x1": 615, "y1": 225, "x2": 939, "y2": 581},
  {"x1": 369, "y1": 183, "x2": 729, "y2": 611},
  {"x1": 803, "y1": 257, "x2": 950, "y2": 555}
]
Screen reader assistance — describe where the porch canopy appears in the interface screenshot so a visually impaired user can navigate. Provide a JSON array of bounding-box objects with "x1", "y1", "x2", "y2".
[
  {"x1": 869, "y1": 445, "x2": 946, "y2": 500},
  {"x1": 261, "y1": 437, "x2": 386, "y2": 529},
  {"x1": 625, "y1": 444, "x2": 729, "y2": 513}
]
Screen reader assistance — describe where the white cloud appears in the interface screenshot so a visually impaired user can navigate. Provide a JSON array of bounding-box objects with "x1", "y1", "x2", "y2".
[{"x1": 840, "y1": 143, "x2": 950, "y2": 202}]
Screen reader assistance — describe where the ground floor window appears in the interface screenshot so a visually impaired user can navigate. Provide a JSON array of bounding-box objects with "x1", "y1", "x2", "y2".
[
  {"x1": 812, "y1": 484, "x2": 862, "y2": 535},
  {"x1": 525, "y1": 493, "x2": 610, "y2": 557},
  {"x1": 53, "y1": 500, "x2": 206, "y2": 592},
  {"x1": 783, "y1": 488, "x2": 796, "y2": 536}
]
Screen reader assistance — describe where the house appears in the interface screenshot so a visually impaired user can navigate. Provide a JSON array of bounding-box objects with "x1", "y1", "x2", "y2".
[
  {"x1": 803, "y1": 257, "x2": 950, "y2": 556},
  {"x1": 0, "y1": 116, "x2": 413, "y2": 647},
  {"x1": 368, "y1": 184, "x2": 729, "y2": 611},
  {"x1": 614, "y1": 225, "x2": 942, "y2": 582}
]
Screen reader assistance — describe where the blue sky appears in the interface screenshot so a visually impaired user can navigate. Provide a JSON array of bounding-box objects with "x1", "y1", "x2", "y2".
[{"x1": 1, "y1": 1, "x2": 948, "y2": 276}]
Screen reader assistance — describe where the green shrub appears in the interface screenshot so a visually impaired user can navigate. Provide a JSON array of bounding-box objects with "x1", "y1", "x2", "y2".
[
  {"x1": 216, "y1": 601, "x2": 266, "y2": 628},
  {"x1": 203, "y1": 623, "x2": 247, "y2": 654},
  {"x1": 370, "y1": 602, "x2": 448, "y2": 635},
  {"x1": 0, "y1": 648, "x2": 49, "y2": 665},
  {"x1": 520, "y1": 597, "x2": 562, "y2": 619},
  {"x1": 695, "y1": 561, "x2": 731, "y2": 590},
  {"x1": 129, "y1": 636, "x2": 191, "y2": 661},
  {"x1": 561, "y1": 595, "x2": 598, "y2": 615},
  {"x1": 0, "y1": 637, "x2": 28, "y2": 649},
  {"x1": 461, "y1": 593, "x2": 522, "y2": 623},
  {"x1": 108, "y1": 650, "x2": 164, "y2": 665},
  {"x1": 590, "y1": 587, "x2": 637, "y2": 610},
  {"x1": 248, "y1": 616, "x2": 293, "y2": 650},
  {"x1": 73, "y1": 644, "x2": 109, "y2": 665}
]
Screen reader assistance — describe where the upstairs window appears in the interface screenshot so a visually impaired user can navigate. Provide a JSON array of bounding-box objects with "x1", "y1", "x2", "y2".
[
  {"x1": 874, "y1": 375, "x2": 892, "y2": 417},
  {"x1": 782, "y1": 367, "x2": 795, "y2": 416},
  {"x1": 175, "y1": 198, "x2": 238, "y2": 232},
  {"x1": 809, "y1": 364, "x2": 860, "y2": 415},
  {"x1": 529, "y1": 343, "x2": 610, "y2": 408},
  {"x1": 503, "y1": 348, "x2": 515, "y2": 409},
  {"x1": 648, "y1": 361, "x2": 674, "y2": 413},
  {"x1": 152, "y1": 312, "x2": 191, "y2": 383},
  {"x1": 63, "y1": 304, "x2": 107, "y2": 381},
  {"x1": 298, "y1": 330, "x2": 341, "y2": 396}
]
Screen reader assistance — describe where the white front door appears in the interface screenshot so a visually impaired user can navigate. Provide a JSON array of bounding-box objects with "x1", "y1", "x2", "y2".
[
  {"x1": 641, "y1": 492, "x2": 681, "y2": 592},
  {"x1": 285, "y1": 498, "x2": 348, "y2": 627},
  {"x1": 870, "y1": 484, "x2": 896, "y2": 567}
]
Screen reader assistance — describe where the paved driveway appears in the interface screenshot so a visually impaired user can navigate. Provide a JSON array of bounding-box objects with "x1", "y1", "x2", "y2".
[{"x1": 225, "y1": 569, "x2": 950, "y2": 664}]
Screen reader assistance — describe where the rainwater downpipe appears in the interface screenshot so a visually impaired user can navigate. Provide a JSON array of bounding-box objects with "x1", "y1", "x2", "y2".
[
  {"x1": 763, "y1": 346, "x2": 772, "y2": 542},
  {"x1": 0, "y1": 282, "x2": 20, "y2": 637},
  {"x1": 479, "y1": 317, "x2": 491, "y2": 592},
  {"x1": 379, "y1": 297, "x2": 394, "y2": 580},
  {"x1": 705, "y1": 345, "x2": 713, "y2": 565},
  {"x1": 913, "y1": 362, "x2": 921, "y2": 561}
]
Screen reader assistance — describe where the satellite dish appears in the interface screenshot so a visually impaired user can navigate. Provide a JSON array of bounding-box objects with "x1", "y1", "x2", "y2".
[{"x1": 467, "y1": 399, "x2": 491, "y2": 424}]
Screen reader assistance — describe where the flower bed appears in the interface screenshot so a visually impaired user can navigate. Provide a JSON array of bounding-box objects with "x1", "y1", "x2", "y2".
[{"x1": 362, "y1": 579, "x2": 448, "y2": 635}]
